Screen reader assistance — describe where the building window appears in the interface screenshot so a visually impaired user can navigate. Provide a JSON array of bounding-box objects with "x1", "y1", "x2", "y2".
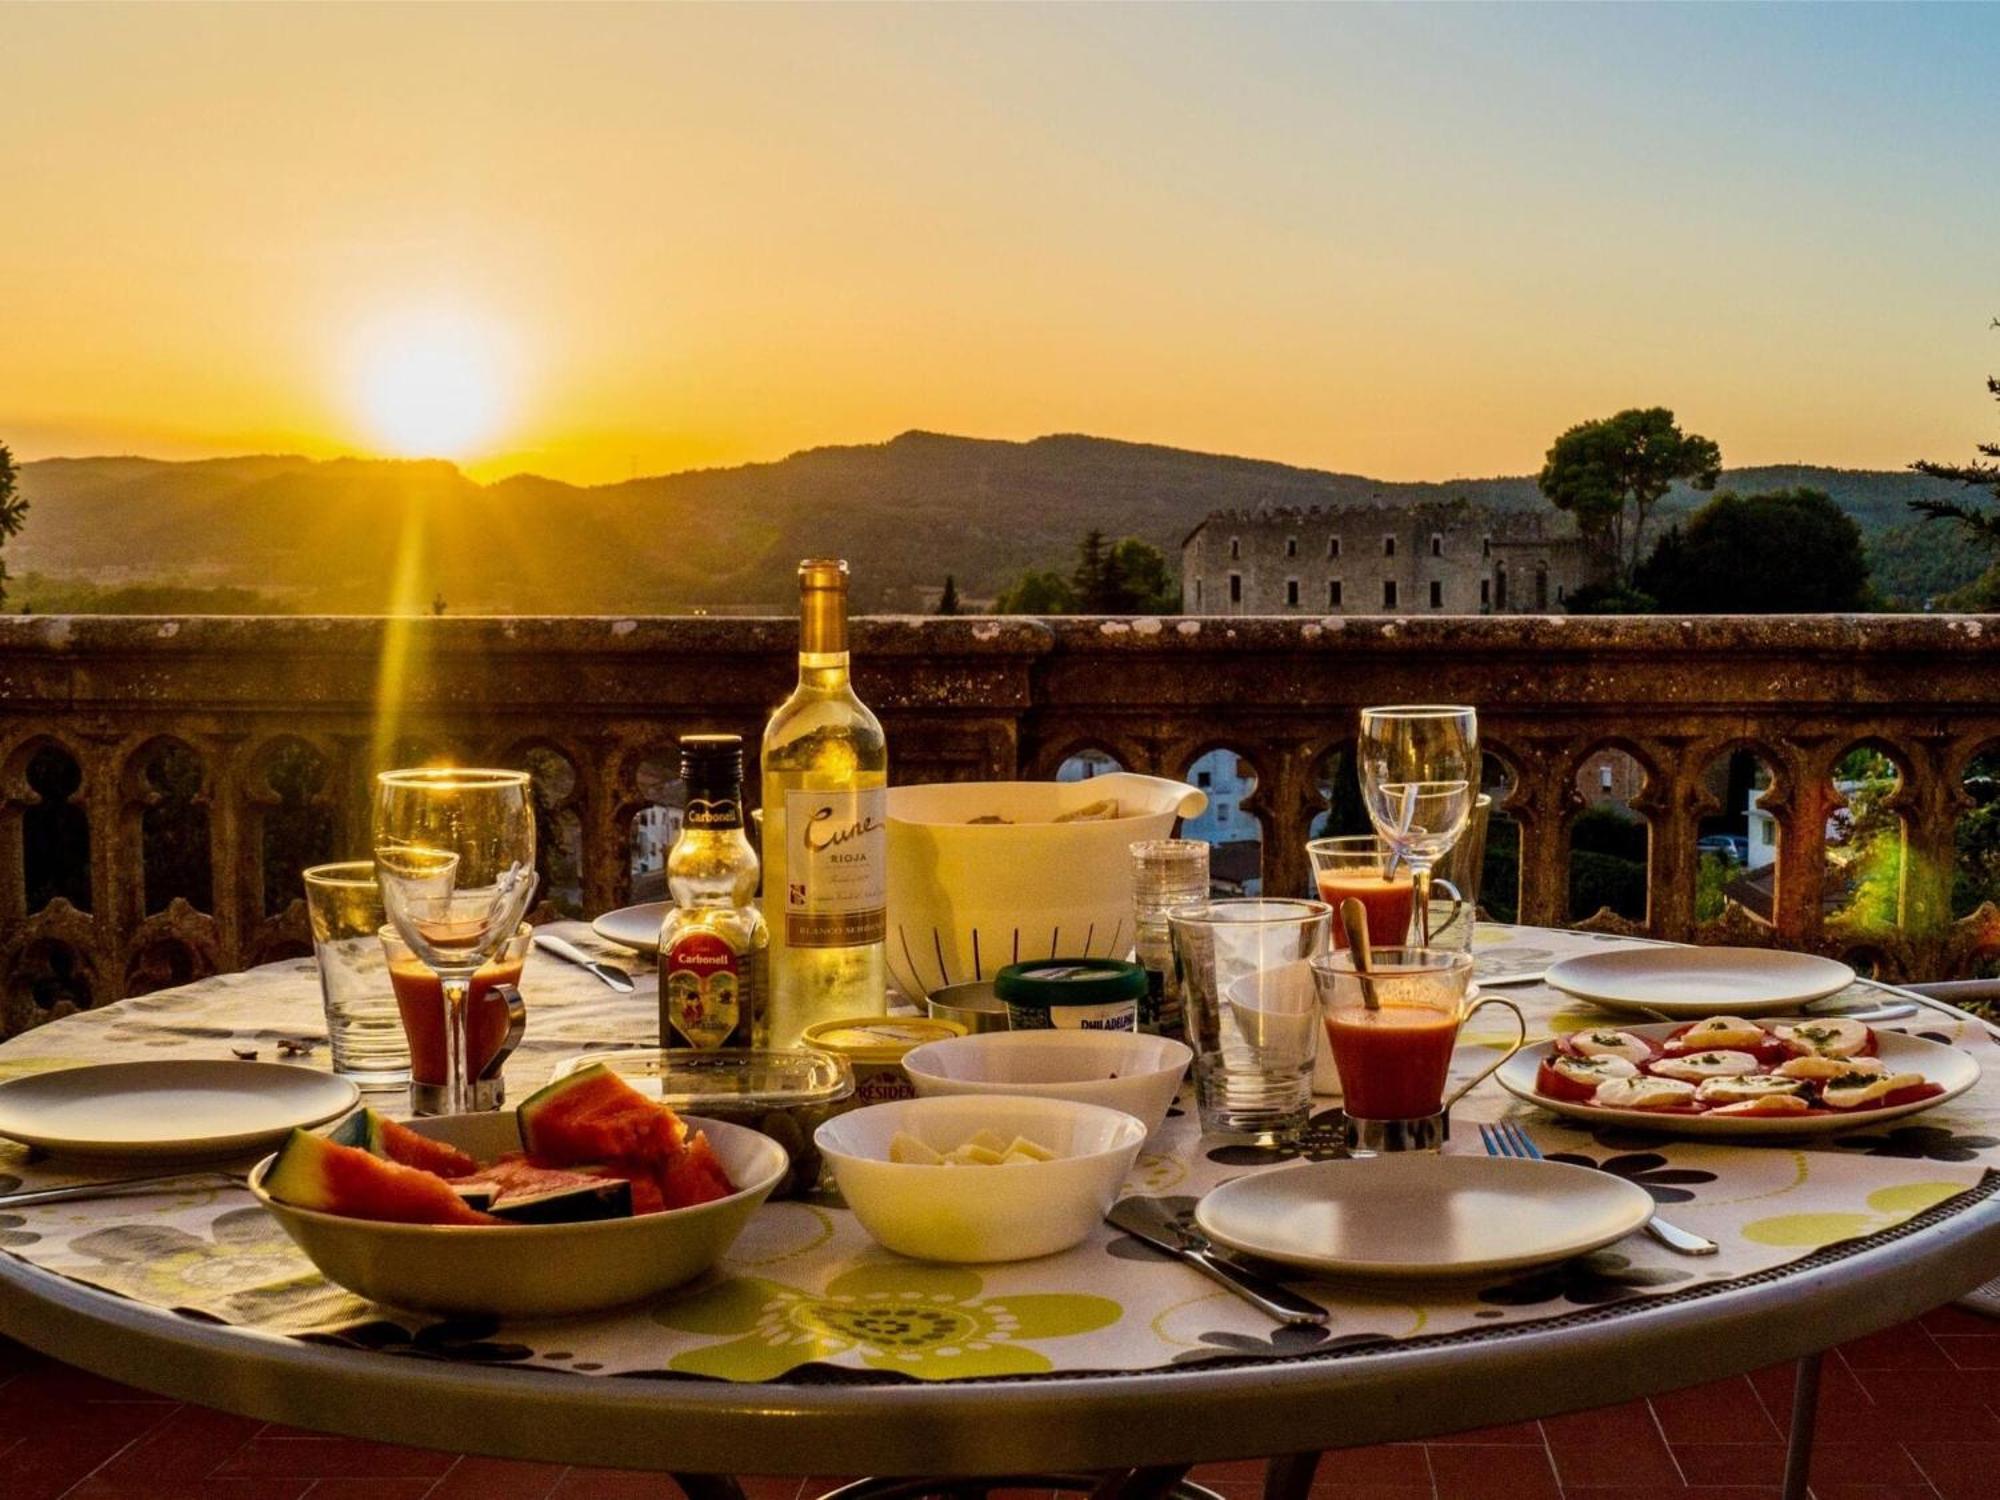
[
  {"x1": 1327, "y1": 579, "x2": 1342, "y2": 607},
  {"x1": 1194, "y1": 578, "x2": 1203, "y2": 609},
  {"x1": 1214, "y1": 801, "x2": 1232, "y2": 826},
  {"x1": 1383, "y1": 579, "x2": 1398, "y2": 609},
  {"x1": 1285, "y1": 536, "x2": 1298, "y2": 558},
  {"x1": 1557, "y1": 584, "x2": 1566, "y2": 604},
  {"x1": 1599, "y1": 764, "x2": 1613, "y2": 792},
  {"x1": 1495, "y1": 566, "x2": 1509, "y2": 611},
  {"x1": 1383, "y1": 535, "x2": 1397, "y2": 558},
  {"x1": 1430, "y1": 533, "x2": 1443, "y2": 558},
  {"x1": 1228, "y1": 573, "x2": 1242, "y2": 604},
  {"x1": 1327, "y1": 536, "x2": 1341, "y2": 559},
  {"x1": 1429, "y1": 580, "x2": 1443, "y2": 609},
  {"x1": 1285, "y1": 578, "x2": 1300, "y2": 607},
  {"x1": 1480, "y1": 578, "x2": 1491, "y2": 607},
  {"x1": 1229, "y1": 536, "x2": 1240, "y2": 560},
  {"x1": 1197, "y1": 769, "x2": 1214, "y2": 789},
  {"x1": 1535, "y1": 563, "x2": 1549, "y2": 612},
  {"x1": 1482, "y1": 536, "x2": 1492, "y2": 559}
]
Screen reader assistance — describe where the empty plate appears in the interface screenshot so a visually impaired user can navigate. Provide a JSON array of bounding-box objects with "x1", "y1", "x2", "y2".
[
  {"x1": 591, "y1": 902, "x2": 669, "y2": 953},
  {"x1": 1194, "y1": 1155, "x2": 1656, "y2": 1280},
  {"x1": 1544, "y1": 946, "x2": 1855, "y2": 1017},
  {"x1": 0, "y1": 1061, "x2": 360, "y2": 1161}
]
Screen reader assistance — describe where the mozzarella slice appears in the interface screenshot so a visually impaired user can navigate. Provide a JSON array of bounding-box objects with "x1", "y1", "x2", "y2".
[
  {"x1": 1567, "y1": 1028, "x2": 1653, "y2": 1065},
  {"x1": 1773, "y1": 1018, "x2": 1870, "y2": 1059},
  {"x1": 1777, "y1": 1053, "x2": 1888, "y2": 1082},
  {"x1": 1592, "y1": 1076, "x2": 1698, "y2": 1111},
  {"x1": 1651, "y1": 1050, "x2": 1761, "y2": 1082},
  {"x1": 1671, "y1": 1016, "x2": 1765, "y2": 1051},
  {"x1": 1696, "y1": 1074, "x2": 1807, "y2": 1105},
  {"x1": 1550, "y1": 1054, "x2": 1639, "y2": 1087},
  {"x1": 1822, "y1": 1071, "x2": 1927, "y2": 1110},
  {"x1": 1711, "y1": 1094, "x2": 1812, "y2": 1117}
]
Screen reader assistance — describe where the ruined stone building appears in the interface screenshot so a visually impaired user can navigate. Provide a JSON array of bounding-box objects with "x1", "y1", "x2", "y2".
[{"x1": 1180, "y1": 499, "x2": 1604, "y2": 616}]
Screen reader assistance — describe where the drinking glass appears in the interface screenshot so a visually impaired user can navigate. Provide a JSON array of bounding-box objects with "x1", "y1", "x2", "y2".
[
  {"x1": 1167, "y1": 898, "x2": 1330, "y2": 1144},
  {"x1": 303, "y1": 861, "x2": 409, "y2": 1086},
  {"x1": 1307, "y1": 835, "x2": 1417, "y2": 949},
  {"x1": 380, "y1": 922, "x2": 531, "y2": 1114},
  {"x1": 1426, "y1": 794, "x2": 1492, "y2": 953},
  {"x1": 374, "y1": 768, "x2": 536, "y2": 1115},
  {"x1": 1310, "y1": 946, "x2": 1524, "y2": 1153},
  {"x1": 1357, "y1": 705, "x2": 1478, "y2": 945}
]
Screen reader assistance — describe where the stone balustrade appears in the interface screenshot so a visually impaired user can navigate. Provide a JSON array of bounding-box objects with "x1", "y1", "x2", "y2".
[{"x1": 3, "y1": 613, "x2": 1997, "y2": 1037}]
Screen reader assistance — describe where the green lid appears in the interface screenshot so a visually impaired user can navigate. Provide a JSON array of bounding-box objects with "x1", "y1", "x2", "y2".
[{"x1": 994, "y1": 957, "x2": 1148, "y2": 1008}]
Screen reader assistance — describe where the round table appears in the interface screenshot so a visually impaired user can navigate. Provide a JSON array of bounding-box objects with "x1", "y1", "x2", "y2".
[{"x1": 2, "y1": 924, "x2": 1997, "y2": 1490}]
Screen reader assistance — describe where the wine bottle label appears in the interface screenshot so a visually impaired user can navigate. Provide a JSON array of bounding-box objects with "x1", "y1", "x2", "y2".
[
  {"x1": 664, "y1": 931, "x2": 744, "y2": 1048},
  {"x1": 783, "y1": 786, "x2": 887, "y2": 946}
]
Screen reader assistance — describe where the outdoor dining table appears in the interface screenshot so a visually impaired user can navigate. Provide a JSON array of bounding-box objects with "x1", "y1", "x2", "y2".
[{"x1": 1, "y1": 922, "x2": 1996, "y2": 1500}]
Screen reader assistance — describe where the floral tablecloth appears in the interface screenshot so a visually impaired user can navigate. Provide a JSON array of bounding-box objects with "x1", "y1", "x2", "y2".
[{"x1": 1, "y1": 923, "x2": 1995, "y2": 1385}]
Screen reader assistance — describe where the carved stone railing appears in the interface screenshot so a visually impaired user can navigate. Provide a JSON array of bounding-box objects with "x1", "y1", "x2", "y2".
[{"x1": 3, "y1": 614, "x2": 1998, "y2": 1036}]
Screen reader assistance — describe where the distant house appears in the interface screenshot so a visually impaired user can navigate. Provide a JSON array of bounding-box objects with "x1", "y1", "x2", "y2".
[{"x1": 1180, "y1": 498, "x2": 1604, "y2": 616}]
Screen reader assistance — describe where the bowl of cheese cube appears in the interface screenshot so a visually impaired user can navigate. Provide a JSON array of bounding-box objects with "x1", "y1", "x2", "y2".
[{"x1": 814, "y1": 1095, "x2": 1146, "y2": 1261}]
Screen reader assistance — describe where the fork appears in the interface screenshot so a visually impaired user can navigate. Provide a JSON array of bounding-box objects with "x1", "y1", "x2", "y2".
[
  {"x1": 1478, "y1": 1119, "x2": 1718, "y2": 1256},
  {"x1": 0, "y1": 1170, "x2": 251, "y2": 1210}
]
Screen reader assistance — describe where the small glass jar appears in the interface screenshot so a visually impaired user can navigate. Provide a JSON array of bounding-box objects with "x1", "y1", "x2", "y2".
[{"x1": 1131, "y1": 839, "x2": 1210, "y2": 1039}]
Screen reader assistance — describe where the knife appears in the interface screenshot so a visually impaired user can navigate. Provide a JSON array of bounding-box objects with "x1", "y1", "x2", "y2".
[
  {"x1": 1107, "y1": 1196, "x2": 1328, "y2": 1326},
  {"x1": 532, "y1": 933, "x2": 636, "y2": 993}
]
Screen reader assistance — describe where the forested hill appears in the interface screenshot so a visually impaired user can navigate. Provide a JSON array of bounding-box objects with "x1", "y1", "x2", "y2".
[{"x1": 9, "y1": 434, "x2": 1981, "y2": 612}]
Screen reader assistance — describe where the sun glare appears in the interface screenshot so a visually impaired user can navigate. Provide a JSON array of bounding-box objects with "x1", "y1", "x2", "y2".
[{"x1": 351, "y1": 311, "x2": 512, "y2": 460}]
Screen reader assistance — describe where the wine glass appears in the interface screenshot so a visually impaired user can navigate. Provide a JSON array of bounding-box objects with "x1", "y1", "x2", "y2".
[
  {"x1": 1357, "y1": 706, "x2": 1478, "y2": 944},
  {"x1": 374, "y1": 768, "x2": 536, "y2": 1115}
]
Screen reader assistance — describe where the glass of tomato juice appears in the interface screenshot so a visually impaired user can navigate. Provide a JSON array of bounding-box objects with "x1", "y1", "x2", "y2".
[
  {"x1": 1309, "y1": 946, "x2": 1524, "y2": 1152},
  {"x1": 378, "y1": 922, "x2": 530, "y2": 1115}
]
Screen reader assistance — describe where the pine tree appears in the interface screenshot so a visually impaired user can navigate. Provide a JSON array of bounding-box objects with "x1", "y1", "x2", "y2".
[
  {"x1": 0, "y1": 443, "x2": 26, "y2": 610},
  {"x1": 936, "y1": 575, "x2": 961, "y2": 615},
  {"x1": 1072, "y1": 530, "x2": 1109, "y2": 611},
  {"x1": 1910, "y1": 321, "x2": 2000, "y2": 548}
]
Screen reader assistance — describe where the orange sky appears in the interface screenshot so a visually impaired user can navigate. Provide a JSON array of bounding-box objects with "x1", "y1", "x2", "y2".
[{"x1": 3, "y1": 5, "x2": 1996, "y2": 486}]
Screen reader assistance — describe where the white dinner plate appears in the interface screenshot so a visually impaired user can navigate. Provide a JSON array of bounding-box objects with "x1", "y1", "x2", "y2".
[
  {"x1": 592, "y1": 902, "x2": 669, "y2": 953},
  {"x1": 1498, "y1": 1022, "x2": 1980, "y2": 1138},
  {"x1": 1544, "y1": 946, "x2": 1855, "y2": 1017},
  {"x1": 0, "y1": 1061, "x2": 360, "y2": 1161},
  {"x1": 1194, "y1": 1155, "x2": 1655, "y2": 1280}
]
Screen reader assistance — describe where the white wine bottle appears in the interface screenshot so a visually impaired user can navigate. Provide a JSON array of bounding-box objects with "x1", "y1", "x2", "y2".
[{"x1": 759, "y1": 559, "x2": 889, "y2": 1047}]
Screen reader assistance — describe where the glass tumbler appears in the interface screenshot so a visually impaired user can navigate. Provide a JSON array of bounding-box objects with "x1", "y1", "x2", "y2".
[
  {"x1": 303, "y1": 861, "x2": 410, "y2": 1086},
  {"x1": 1168, "y1": 898, "x2": 1330, "y2": 1144}
]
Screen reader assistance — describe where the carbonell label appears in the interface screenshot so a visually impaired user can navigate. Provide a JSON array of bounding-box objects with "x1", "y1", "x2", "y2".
[{"x1": 784, "y1": 786, "x2": 887, "y2": 946}]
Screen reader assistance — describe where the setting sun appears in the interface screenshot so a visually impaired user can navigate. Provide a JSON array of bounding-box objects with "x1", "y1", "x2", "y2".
[{"x1": 351, "y1": 311, "x2": 512, "y2": 461}]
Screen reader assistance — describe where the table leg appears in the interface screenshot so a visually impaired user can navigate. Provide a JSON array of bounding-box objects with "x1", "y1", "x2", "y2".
[
  {"x1": 1781, "y1": 1352, "x2": 1823, "y2": 1500},
  {"x1": 1262, "y1": 1451, "x2": 1321, "y2": 1500},
  {"x1": 673, "y1": 1475, "x2": 750, "y2": 1500}
]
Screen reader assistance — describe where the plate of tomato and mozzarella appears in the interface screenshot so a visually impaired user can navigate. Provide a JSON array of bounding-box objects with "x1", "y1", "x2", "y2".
[{"x1": 1497, "y1": 1016, "x2": 1980, "y2": 1137}]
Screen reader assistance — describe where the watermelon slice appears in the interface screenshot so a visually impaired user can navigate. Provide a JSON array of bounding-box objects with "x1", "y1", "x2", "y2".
[
  {"x1": 659, "y1": 1132, "x2": 735, "y2": 1210},
  {"x1": 517, "y1": 1063, "x2": 687, "y2": 1167},
  {"x1": 456, "y1": 1154, "x2": 634, "y2": 1224},
  {"x1": 328, "y1": 1108, "x2": 478, "y2": 1179},
  {"x1": 263, "y1": 1129, "x2": 497, "y2": 1226}
]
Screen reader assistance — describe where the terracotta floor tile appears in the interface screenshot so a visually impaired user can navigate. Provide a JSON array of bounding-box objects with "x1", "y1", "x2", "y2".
[
  {"x1": 1542, "y1": 1404, "x2": 1680, "y2": 1489},
  {"x1": 1806, "y1": 1442, "x2": 1933, "y2": 1489},
  {"x1": 3, "y1": 1401, "x2": 175, "y2": 1500},
  {"x1": 1669, "y1": 1443, "x2": 1788, "y2": 1487},
  {"x1": 1190, "y1": 1459, "x2": 1268, "y2": 1484},
  {"x1": 91, "y1": 1402, "x2": 264, "y2": 1482},
  {"x1": 1806, "y1": 1487, "x2": 1944, "y2": 1500},
  {"x1": 1932, "y1": 1336, "x2": 2000, "y2": 1371},
  {"x1": 547, "y1": 1469, "x2": 680, "y2": 1499},
  {"x1": 1428, "y1": 1443, "x2": 1557, "y2": 1500},
  {"x1": 60, "y1": 1481, "x2": 315, "y2": 1500},
  {"x1": 1902, "y1": 1441, "x2": 2000, "y2": 1500},
  {"x1": 1567, "y1": 1491, "x2": 1778, "y2": 1500},
  {"x1": 1916, "y1": 1305, "x2": 2000, "y2": 1338},
  {"x1": 215, "y1": 1438, "x2": 456, "y2": 1480},
  {"x1": 425, "y1": 1456, "x2": 568, "y2": 1500},
  {"x1": 1302, "y1": 1488, "x2": 1433, "y2": 1500},
  {"x1": 299, "y1": 1484, "x2": 439, "y2": 1500},
  {"x1": 1839, "y1": 1325, "x2": 1953, "y2": 1371},
  {"x1": 1427, "y1": 1421, "x2": 1545, "y2": 1446},
  {"x1": 1314, "y1": 1447, "x2": 1431, "y2": 1487},
  {"x1": 1652, "y1": 1378, "x2": 1782, "y2": 1445},
  {"x1": 1851, "y1": 1368, "x2": 2000, "y2": 1413}
]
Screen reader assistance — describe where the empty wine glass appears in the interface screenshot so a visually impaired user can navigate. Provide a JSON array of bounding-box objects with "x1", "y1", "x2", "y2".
[
  {"x1": 374, "y1": 768, "x2": 536, "y2": 1115},
  {"x1": 1357, "y1": 705, "x2": 1478, "y2": 944}
]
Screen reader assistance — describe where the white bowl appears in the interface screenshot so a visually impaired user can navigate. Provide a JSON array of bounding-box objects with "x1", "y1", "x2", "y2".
[
  {"x1": 815, "y1": 1095, "x2": 1146, "y2": 1262},
  {"x1": 900, "y1": 1030, "x2": 1192, "y2": 1137},
  {"x1": 885, "y1": 774, "x2": 1206, "y2": 1002},
  {"x1": 250, "y1": 1112, "x2": 786, "y2": 1317}
]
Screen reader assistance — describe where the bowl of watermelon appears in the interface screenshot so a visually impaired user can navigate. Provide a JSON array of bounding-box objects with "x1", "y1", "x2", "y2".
[{"x1": 249, "y1": 1063, "x2": 787, "y2": 1317}]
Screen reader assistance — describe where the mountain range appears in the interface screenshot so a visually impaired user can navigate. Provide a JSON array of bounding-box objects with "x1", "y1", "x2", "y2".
[{"x1": 6, "y1": 432, "x2": 1982, "y2": 612}]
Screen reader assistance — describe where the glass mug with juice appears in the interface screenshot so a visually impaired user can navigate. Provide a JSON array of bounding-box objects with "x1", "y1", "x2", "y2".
[
  {"x1": 1309, "y1": 946, "x2": 1524, "y2": 1152},
  {"x1": 1307, "y1": 836, "x2": 1414, "y2": 950},
  {"x1": 380, "y1": 923, "x2": 530, "y2": 1114}
]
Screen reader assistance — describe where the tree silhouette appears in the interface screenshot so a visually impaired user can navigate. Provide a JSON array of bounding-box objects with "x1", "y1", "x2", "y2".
[
  {"x1": 0, "y1": 443, "x2": 26, "y2": 610},
  {"x1": 935, "y1": 574, "x2": 961, "y2": 615},
  {"x1": 1539, "y1": 408, "x2": 1721, "y2": 585},
  {"x1": 430, "y1": 591, "x2": 447, "y2": 616},
  {"x1": 1910, "y1": 321, "x2": 2000, "y2": 550},
  {"x1": 1072, "y1": 529, "x2": 1113, "y2": 610},
  {"x1": 1636, "y1": 489, "x2": 1870, "y2": 613}
]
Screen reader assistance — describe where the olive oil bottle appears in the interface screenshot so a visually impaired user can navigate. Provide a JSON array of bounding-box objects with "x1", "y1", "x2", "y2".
[
  {"x1": 759, "y1": 560, "x2": 889, "y2": 1047},
  {"x1": 658, "y1": 735, "x2": 766, "y2": 1049}
]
